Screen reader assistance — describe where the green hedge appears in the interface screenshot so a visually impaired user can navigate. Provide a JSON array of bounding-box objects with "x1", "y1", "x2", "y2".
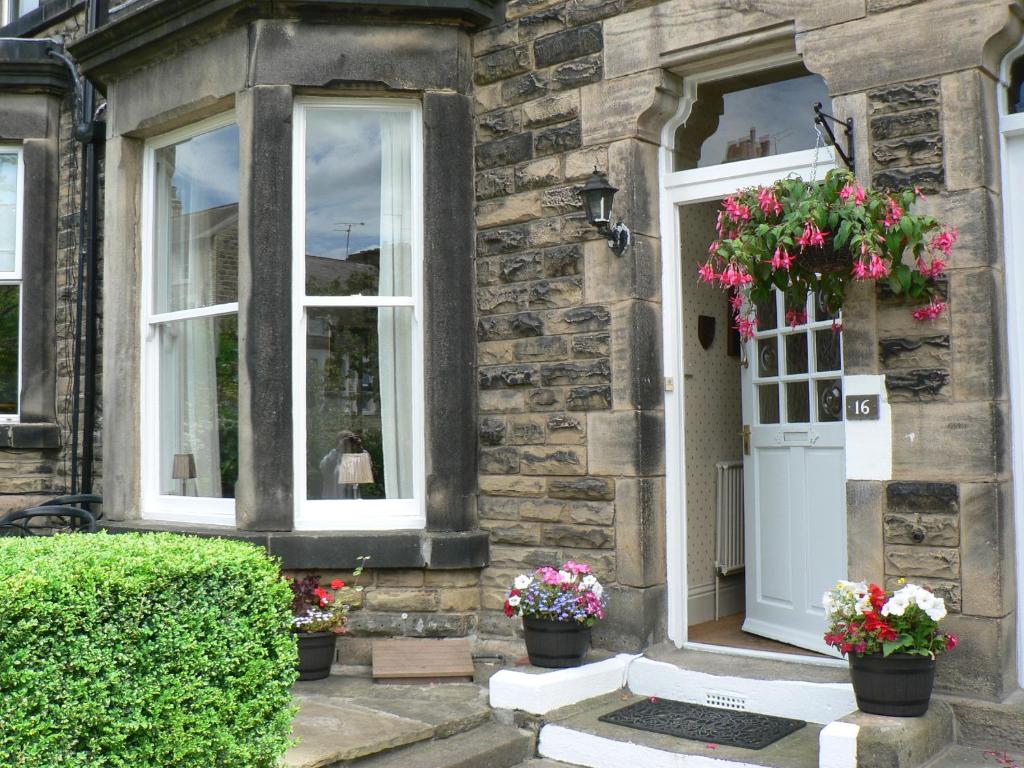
[{"x1": 0, "y1": 532, "x2": 297, "y2": 767}]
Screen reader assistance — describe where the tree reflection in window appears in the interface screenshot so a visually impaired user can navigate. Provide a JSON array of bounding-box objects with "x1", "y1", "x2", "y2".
[
  {"x1": 1010, "y1": 55, "x2": 1024, "y2": 114},
  {"x1": 0, "y1": 285, "x2": 18, "y2": 415}
]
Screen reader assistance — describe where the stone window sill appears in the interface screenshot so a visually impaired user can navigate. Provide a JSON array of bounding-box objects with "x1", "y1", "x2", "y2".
[
  {"x1": 0, "y1": 0, "x2": 85, "y2": 39},
  {"x1": 0, "y1": 423, "x2": 61, "y2": 449},
  {"x1": 101, "y1": 519, "x2": 489, "y2": 570}
]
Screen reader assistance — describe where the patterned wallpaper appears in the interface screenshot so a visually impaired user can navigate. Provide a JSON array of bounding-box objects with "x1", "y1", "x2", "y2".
[{"x1": 678, "y1": 202, "x2": 744, "y2": 592}]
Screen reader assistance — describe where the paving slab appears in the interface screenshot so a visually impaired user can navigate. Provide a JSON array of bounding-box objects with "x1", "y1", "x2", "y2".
[
  {"x1": 351, "y1": 722, "x2": 534, "y2": 768},
  {"x1": 923, "y1": 745, "x2": 1024, "y2": 768}
]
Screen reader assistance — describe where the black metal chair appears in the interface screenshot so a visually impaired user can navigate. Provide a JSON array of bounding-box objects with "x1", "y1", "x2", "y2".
[{"x1": 0, "y1": 494, "x2": 102, "y2": 537}]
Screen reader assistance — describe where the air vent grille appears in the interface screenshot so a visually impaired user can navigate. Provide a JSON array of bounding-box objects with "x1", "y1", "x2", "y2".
[{"x1": 704, "y1": 691, "x2": 747, "y2": 711}]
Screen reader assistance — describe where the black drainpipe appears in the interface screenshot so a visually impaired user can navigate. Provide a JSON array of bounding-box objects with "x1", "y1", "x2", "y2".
[{"x1": 50, "y1": 0, "x2": 107, "y2": 495}]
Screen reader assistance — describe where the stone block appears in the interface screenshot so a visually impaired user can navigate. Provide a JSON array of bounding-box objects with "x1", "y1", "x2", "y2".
[
  {"x1": 542, "y1": 523, "x2": 614, "y2": 548},
  {"x1": 474, "y1": 80, "x2": 504, "y2": 114},
  {"x1": 481, "y1": 520, "x2": 542, "y2": 545},
  {"x1": 518, "y1": 499, "x2": 567, "y2": 522},
  {"x1": 438, "y1": 587, "x2": 481, "y2": 612},
  {"x1": 521, "y1": 447, "x2": 586, "y2": 475},
  {"x1": 529, "y1": 277, "x2": 585, "y2": 310},
  {"x1": 839, "y1": 280, "x2": 879, "y2": 375},
  {"x1": 591, "y1": 583, "x2": 666, "y2": 651},
  {"x1": 569, "y1": 501, "x2": 615, "y2": 525},
  {"x1": 476, "y1": 133, "x2": 533, "y2": 170},
  {"x1": 959, "y1": 482, "x2": 1012, "y2": 618},
  {"x1": 540, "y1": 359, "x2": 611, "y2": 386},
  {"x1": 477, "y1": 311, "x2": 545, "y2": 341},
  {"x1": 502, "y1": 71, "x2": 550, "y2": 105},
  {"x1": 478, "y1": 284, "x2": 529, "y2": 314},
  {"x1": 872, "y1": 135, "x2": 943, "y2": 169},
  {"x1": 878, "y1": 334, "x2": 951, "y2": 369},
  {"x1": 566, "y1": 0, "x2": 623, "y2": 24},
  {"x1": 534, "y1": 120, "x2": 583, "y2": 156},
  {"x1": 588, "y1": 410, "x2": 664, "y2": 477},
  {"x1": 517, "y1": 6, "x2": 567, "y2": 41},
  {"x1": 513, "y1": 336, "x2": 572, "y2": 363},
  {"x1": 567, "y1": 385, "x2": 612, "y2": 410},
  {"x1": 917, "y1": 188, "x2": 998, "y2": 270},
  {"x1": 473, "y1": 22, "x2": 519, "y2": 56},
  {"x1": 868, "y1": 80, "x2": 940, "y2": 115},
  {"x1": 365, "y1": 588, "x2": 440, "y2": 612},
  {"x1": 884, "y1": 545, "x2": 960, "y2": 579},
  {"x1": 476, "y1": 168, "x2": 516, "y2": 201},
  {"x1": 424, "y1": 569, "x2": 481, "y2": 587},
  {"x1": 525, "y1": 216, "x2": 566, "y2": 247},
  {"x1": 477, "y1": 108, "x2": 522, "y2": 141},
  {"x1": 346, "y1": 611, "x2": 472, "y2": 638},
  {"x1": 548, "y1": 476, "x2": 615, "y2": 500},
  {"x1": 551, "y1": 55, "x2": 603, "y2": 90},
  {"x1": 572, "y1": 333, "x2": 611, "y2": 359},
  {"x1": 477, "y1": 189, "x2": 544, "y2": 228},
  {"x1": 533, "y1": 24, "x2": 603, "y2": 69},
  {"x1": 610, "y1": 300, "x2": 663, "y2": 411},
  {"x1": 933, "y1": 613, "x2": 1015, "y2": 701},
  {"x1": 475, "y1": 45, "x2": 532, "y2": 86},
  {"x1": 872, "y1": 165, "x2": 945, "y2": 194},
  {"x1": 478, "y1": 496, "x2": 523, "y2": 520},
  {"x1": 528, "y1": 387, "x2": 565, "y2": 411},
  {"x1": 498, "y1": 251, "x2": 544, "y2": 282},
  {"x1": 615, "y1": 476, "x2": 665, "y2": 588},
  {"x1": 891, "y1": 402, "x2": 1003, "y2": 480},
  {"x1": 847, "y1": 481, "x2": 885, "y2": 584},
  {"x1": 507, "y1": 413, "x2": 550, "y2": 444},
  {"x1": 522, "y1": 92, "x2": 580, "y2": 129},
  {"x1": 543, "y1": 244, "x2": 583, "y2": 277},
  {"x1": 950, "y1": 268, "x2": 1003, "y2": 402},
  {"x1": 479, "y1": 475, "x2": 547, "y2": 497},
  {"x1": 562, "y1": 549, "x2": 616, "y2": 582},
  {"x1": 565, "y1": 146, "x2": 609, "y2": 180},
  {"x1": 540, "y1": 185, "x2": 583, "y2": 216},
  {"x1": 547, "y1": 413, "x2": 586, "y2": 444},
  {"x1": 585, "y1": 234, "x2": 661, "y2": 303},
  {"x1": 477, "y1": 223, "x2": 528, "y2": 255},
  {"x1": 884, "y1": 576, "x2": 960, "y2": 612},
  {"x1": 481, "y1": 447, "x2": 521, "y2": 474},
  {"x1": 884, "y1": 368, "x2": 950, "y2": 402},
  {"x1": 886, "y1": 481, "x2": 958, "y2": 514},
  {"x1": 515, "y1": 156, "x2": 562, "y2": 191},
  {"x1": 488, "y1": 545, "x2": 560, "y2": 569},
  {"x1": 507, "y1": 0, "x2": 565, "y2": 21},
  {"x1": 544, "y1": 304, "x2": 612, "y2": 335},
  {"x1": 608, "y1": 138, "x2": 660, "y2": 239},
  {"x1": 884, "y1": 512, "x2": 958, "y2": 546},
  {"x1": 479, "y1": 389, "x2": 526, "y2": 414},
  {"x1": 479, "y1": 364, "x2": 538, "y2": 388},
  {"x1": 377, "y1": 569, "x2": 426, "y2": 587},
  {"x1": 941, "y1": 69, "x2": 999, "y2": 191}
]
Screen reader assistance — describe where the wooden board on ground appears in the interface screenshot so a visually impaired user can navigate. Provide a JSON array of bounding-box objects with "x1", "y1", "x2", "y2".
[{"x1": 372, "y1": 638, "x2": 475, "y2": 683}]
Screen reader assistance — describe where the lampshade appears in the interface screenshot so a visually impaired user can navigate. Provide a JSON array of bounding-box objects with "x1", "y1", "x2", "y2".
[
  {"x1": 581, "y1": 169, "x2": 618, "y2": 226},
  {"x1": 171, "y1": 453, "x2": 197, "y2": 480},
  {"x1": 338, "y1": 451, "x2": 374, "y2": 485}
]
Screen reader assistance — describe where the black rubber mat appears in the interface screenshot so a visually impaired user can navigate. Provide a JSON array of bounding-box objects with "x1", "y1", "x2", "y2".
[{"x1": 598, "y1": 698, "x2": 806, "y2": 750}]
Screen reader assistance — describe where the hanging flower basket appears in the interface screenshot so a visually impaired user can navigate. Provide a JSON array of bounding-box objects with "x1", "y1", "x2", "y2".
[{"x1": 698, "y1": 168, "x2": 957, "y2": 339}]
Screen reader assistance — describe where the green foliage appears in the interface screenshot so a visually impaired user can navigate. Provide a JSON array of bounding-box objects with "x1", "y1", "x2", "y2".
[{"x1": 0, "y1": 532, "x2": 298, "y2": 767}]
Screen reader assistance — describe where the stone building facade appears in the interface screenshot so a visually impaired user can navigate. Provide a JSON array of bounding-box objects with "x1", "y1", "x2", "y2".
[{"x1": 1, "y1": 0, "x2": 1023, "y2": 707}]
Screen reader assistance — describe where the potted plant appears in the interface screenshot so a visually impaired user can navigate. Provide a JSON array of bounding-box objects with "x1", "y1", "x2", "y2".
[
  {"x1": 823, "y1": 580, "x2": 958, "y2": 717},
  {"x1": 288, "y1": 555, "x2": 368, "y2": 681},
  {"x1": 698, "y1": 168, "x2": 956, "y2": 339},
  {"x1": 503, "y1": 560, "x2": 607, "y2": 668}
]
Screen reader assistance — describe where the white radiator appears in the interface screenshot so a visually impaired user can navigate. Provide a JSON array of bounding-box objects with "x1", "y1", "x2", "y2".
[{"x1": 714, "y1": 461, "x2": 745, "y2": 620}]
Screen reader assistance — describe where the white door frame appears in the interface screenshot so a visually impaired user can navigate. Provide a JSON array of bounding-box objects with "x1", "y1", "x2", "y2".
[
  {"x1": 658, "y1": 56, "x2": 843, "y2": 666},
  {"x1": 998, "y1": 39, "x2": 1024, "y2": 688}
]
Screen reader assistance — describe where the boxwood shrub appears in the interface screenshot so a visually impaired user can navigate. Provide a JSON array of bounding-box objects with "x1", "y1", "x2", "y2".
[{"x1": 0, "y1": 532, "x2": 297, "y2": 767}]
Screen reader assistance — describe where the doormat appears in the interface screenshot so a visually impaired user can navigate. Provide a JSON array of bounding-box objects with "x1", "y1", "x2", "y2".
[{"x1": 598, "y1": 698, "x2": 806, "y2": 750}]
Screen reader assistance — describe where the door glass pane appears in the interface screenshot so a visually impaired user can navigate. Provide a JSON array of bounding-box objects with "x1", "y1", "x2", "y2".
[
  {"x1": 153, "y1": 123, "x2": 240, "y2": 313},
  {"x1": 304, "y1": 108, "x2": 413, "y2": 298},
  {"x1": 812, "y1": 290, "x2": 838, "y2": 323},
  {"x1": 306, "y1": 306, "x2": 414, "y2": 501},
  {"x1": 0, "y1": 285, "x2": 18, "y2": 415},
  {"x1": 785, "y1": 333, "x2": 809, "y2": 375},
  {"x1": 817, "y1": 379, "x2": 843, "y2": 423},
  {"x1": 786, "y1": 382, "x2": 810, "y2": 423},
  {"x1": 815, "y1": 329, "x2": 842, "y2": 372},
  {"x1": 758, "y1": 383, "x2": 779, "y2": 424},
  {"x1": 0, "y1": 153, "x2": 17, "y2": 273},
  {"x1": 755, "y1": 297, "x2": 777, "y2": 331},
  {"x1": 158, "y1": 314, "x2": 238, "y2": 498},
  {"x1": 757, "y1": 337, "x2": 778, "y2": 377}
]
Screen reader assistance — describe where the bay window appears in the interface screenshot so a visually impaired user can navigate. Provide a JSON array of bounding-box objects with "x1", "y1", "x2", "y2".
[
  {"x1": 141, "y1": 114, "x2": 240, "y2": 525},
  {"x1": 0, "y1": 148, "x2": 22, "y2": 423},
  {"x1": 292, "y1": 99, "x2": 424, "y2": 530}
]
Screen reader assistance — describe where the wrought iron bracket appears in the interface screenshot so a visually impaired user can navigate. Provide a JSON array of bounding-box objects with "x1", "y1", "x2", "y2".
[
  {"x1": 814, "y1": 102, "x2": 855, "y2": 174},
  {"x1": 597, "y1": 220, "x2": 631, "y2": 256}
]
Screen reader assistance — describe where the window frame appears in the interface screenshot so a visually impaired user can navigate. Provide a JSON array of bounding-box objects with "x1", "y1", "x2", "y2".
[
  {"x1": 291, "y1": 96, "x2": 426, "y2": 531},
  {"x1": 139, "y1": 111, "x2": 240, "y2": 527},
  {"x1": 0, "y1": 145, "x2": 23, "y2": 424}
]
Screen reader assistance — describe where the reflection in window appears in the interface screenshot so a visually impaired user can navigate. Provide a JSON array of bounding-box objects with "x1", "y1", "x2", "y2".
[
  {"x1": 1011, "y1": 55, "x2": 1024, "y2": 114},
  {"x1": 0, "y1": 285, "x2": 18, "y2": 416},
  {"x1": 674, "y1": 68, "x2": 830, "y2": 171},
  {"x1": 0, "y1": 150, "x2": 19, "y2": 420},
  {"x1": 147, "y1": 121, "x2": 240, "y2": 502}
]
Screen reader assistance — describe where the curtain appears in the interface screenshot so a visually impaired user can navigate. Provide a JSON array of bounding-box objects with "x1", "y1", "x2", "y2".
[{"x1": 377, "y1": 112, "x2": 413, "y2": 499}]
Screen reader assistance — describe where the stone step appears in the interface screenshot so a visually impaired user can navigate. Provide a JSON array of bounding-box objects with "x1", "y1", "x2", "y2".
[
  {"x1": 536, "y1": 691, "x2": 822, "y2": 768},
  {"x1": 511, "y1": 760, "x2": 584, "y2": 768},
  {"x1": 836, "y1": 702, "x2": 954, "y2": 768},
  {"x1": 920, "y1": 744, "x2": 1024, "y2": 768},
  {"x1": 942, "y1": 691, "x2": 1024, "y2": 751},
  {"x1": 350, "y1": 722, "x2": 535, "y2": 768}
]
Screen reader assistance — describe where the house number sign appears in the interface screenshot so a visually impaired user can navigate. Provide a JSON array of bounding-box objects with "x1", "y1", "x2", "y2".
[{"x1": 845, "y1": 394, "x2": 880, "y2": 421}]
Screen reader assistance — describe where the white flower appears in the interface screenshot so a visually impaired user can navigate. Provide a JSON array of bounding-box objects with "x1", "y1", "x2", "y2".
[
  {"x1": 581, "y1": 575, "x2": 597, "y2": 588},
  {"x1": 514, "y1": 575, "x2": 532, "y2": 590},
  {"x1": 914, "y1": 590, "x2": 946, "y2": 621},
  {"x1": 508, "y1": 595, "x2": 521, "y2": 607},
  {"x1": 558, "y1": 570, "x2": 574, "y2": 584},
  {"x1": 591, "y1": 583, "x2": 604, "y2": 598},
  {"x1": 881, "y1": 595, "x2": 909, "y2": 617}
]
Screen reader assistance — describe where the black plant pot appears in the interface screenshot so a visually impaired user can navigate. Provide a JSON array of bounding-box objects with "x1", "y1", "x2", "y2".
[
  {"x1": 848, "y1": 653, "x2": 936, "y2": 717},
  {"x1": 295, "y1": 631, "x2": 336, "y2": 681},
  {"x1": 523, "y1": 617, "x2": 591, "y2": 668}
]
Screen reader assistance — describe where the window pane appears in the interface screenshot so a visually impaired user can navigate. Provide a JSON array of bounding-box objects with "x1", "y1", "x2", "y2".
[
  {"x1": 16, "y1": 0, "x2": 40, "y2": 16},
  {"x1": 757, "y1": 337, "x2": 777, "y2": 377},
  {"x1": 0, "y1": 153, "x2": 17, "y2": 273},
  {"x1": 786, "y1": 382, "x2": 810, "y2": 423},
  {"x1": 755, "y1": 296, "x2": 777, "y2": 331},
  {"x1": 758, "y1": 383, "x2": 779, "y2": 425},
  {"x1": 153, "y1": 123, "x2": 239, "y2": 313},
  {"x1": 696, "y1": 74, "x2": 830, "y2": 167},
  {"x1": 0, "y1": 285, "x2": 18, "y2": 415},
  {"x1": 158, "y1": 314, "x2": 238, "y2": 498},
  {"x1": 304, "y1": 107, "x2": 413, "y2": 298},
  {"x1": 815, "y1": 329, "x2": 842, "y2": 372},
  {"x1": 306, "y1": 306, "x2": 414, "y2": 501},
  {"x1": 817, "y1": 379, "x2": 843, "y2": 423},
  {"x1": 785, "y1": 333, "x2": 809, "y2": 375}
]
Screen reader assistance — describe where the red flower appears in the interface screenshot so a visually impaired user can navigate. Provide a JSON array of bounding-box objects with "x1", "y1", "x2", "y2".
[
  {"x1": 503, "y1": 601, "x2": 514, "y2": 618},
  {"x1": 945, "y1": 634, "x2": 959, "y2": 651},
  {"x1": 867, "y1": 583, "x2": 887, "y2": 613},
  {"x1": 331, "y1": 579, "x2": 345, "y2": 590}
]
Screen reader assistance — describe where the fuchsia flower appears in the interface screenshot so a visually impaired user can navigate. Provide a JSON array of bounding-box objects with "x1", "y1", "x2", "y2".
[
  {"x1": 911, "y1": 299, "x2": 947, "y2": 322},
  {"x1": 723, "y1": 196, "x2": 751, "y2": 223},
  {"x1": 866, "y1": 254, "x2": 890, "y2": 279},
  {"x1": 563, "y1": 560, "x2": 591, "y2": 575},
  {"x1": 796, "y1": 221, "x2": 828, "y2": 249},
  {"x1": 770, "y1": 246, "x2": 793, "y2": 271},
  {"x1": 785, "y1": 309, "x2": 807, "y2": 328},
  {"x1": 839, "y1": 182, "x2": 865, "y2": 206},
  {"x1": 884, "y1": 197, "x2": 903, "y2": 229},
  {"x1": 945, "y1": 634, "x2": 959, "y2": 651},
  {"x1": 757, "y1": 187, "x2": 782, "y2": 216},
  {"x1": 536, "y1": 566, "x2": 561, "y2": 586},
  {"x1": 917, "y1": 256, "x2": 946, "y2": 278},
  {"x1": 735, "y1": 315, "x2": 758, "y2": 341},
  {"x1": 729, "y1": 292, "x2": 745, "y2": 311},
  {"x1": 698, "y1": 262, "x2": 718, "y2": 283},
  {"x1": 719, "y1": 263, "x2": 752, "y2": 287},
  {"x1": 928, "y1": 227, "x2": 958, "y2": 256}
]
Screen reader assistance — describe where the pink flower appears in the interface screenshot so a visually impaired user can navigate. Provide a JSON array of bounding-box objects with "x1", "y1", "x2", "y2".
[
  {"x1": 852, "y1": 259, "x2": 869, "y2": 280},
  {"x1": 884, "y1": 198, "x2": 903, "y2": 229},
  {"x1": 916, "y1": 256, "x2": 945, "y2": 278},
  {"x1": 729, "y1": 292, "x2": 745, "y2": 311},
  {"x1": 708, "y1": 240, "x2": 721, "y2": 255},
  {"x1": 785, "y1": 309, "x2": 807, "y2": 328},
  {"x1": 840, "y1": 182, "x2": 866, "y2": 206},
  {"x1": 719, "y1": 263, "x2": 752, "y2": 287},
  {"x1": 563, "y1": 560, "x2": 591, "y2": 575},
  {"x1": 914, "y1": 186, "x2": 927, "y2": 200},
  {"x1": 757, "y1": 187, "x2": 782, "y2": 217},
  {"x1": 867, "y1": 254, "x2": 890, "y2": 279},
  {"x1": 796, "y1": 221, "x2": 828, "y2": 249},
  {"x1": 723, "y1": 196, "x2": 751, "y2": 223},
  {"x1": 770, "y1": 246, "x2": 793, "y2": 271},
  {"x1": 928, "y1": 227, "x2": 958, "y2": 257},
  {"x1": 945, "y1": 633, "x2": 959, "y2": 651},
  {"x1": 698, "y1": 262, "x2": 717, "y2": 283},
  {"x1": 536, "y1": 566, "x2": 561, "y2": 586},
  {"x1": 911, "y1": 299, "x2": 947, "y2": 322},
  {"x1": 735, "y1": 315, "x2": 758, "y2": 341}
]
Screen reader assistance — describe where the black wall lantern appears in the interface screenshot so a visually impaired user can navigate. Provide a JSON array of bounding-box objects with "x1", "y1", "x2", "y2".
[{"x1": 582, "y1": 169, "x2": 631, "y2": 256}]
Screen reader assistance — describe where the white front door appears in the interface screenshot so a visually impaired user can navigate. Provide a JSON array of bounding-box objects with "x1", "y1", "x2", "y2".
[{"x1": 740, "y1": 289, "x2": 846, "y2": 655}]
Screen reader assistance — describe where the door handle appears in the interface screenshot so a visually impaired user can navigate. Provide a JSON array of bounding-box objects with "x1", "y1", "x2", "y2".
[{"x1": 739, "y1": 425, "x2": 751, "y2": 455}]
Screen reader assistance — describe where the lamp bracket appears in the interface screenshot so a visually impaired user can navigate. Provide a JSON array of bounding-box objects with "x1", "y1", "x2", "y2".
[
  {"x1": 813, "y1": 102, "x2": 855, "y2": 173},
  {"x1": 600, "y1": 220, "x2": 631, "y2": 256}
]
